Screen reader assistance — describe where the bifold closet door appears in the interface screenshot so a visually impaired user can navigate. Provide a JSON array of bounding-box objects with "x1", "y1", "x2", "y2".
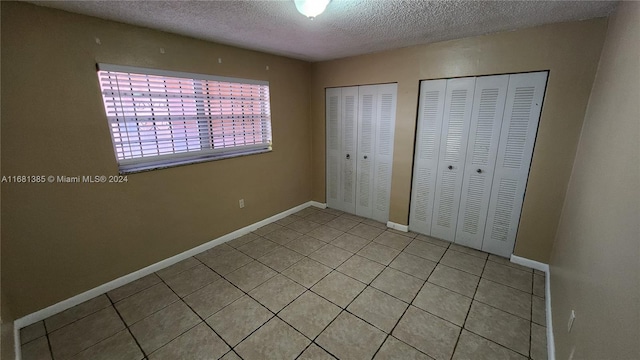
[
  {"x1": 326, "y1": 84, "x2": 397, "y2": 222},
  {"x1": 355, "y1": 84, "x2": 397, "y2": 222},
  {"x1": 430, "y1": 77, "x2": 476, "y2": 241},
  {"x1": 482, "y1": 72, "x2": 548, "y2": 257},
  {"x1": 409, "y1": 80, "x2": 447, "y2": 235},
  {"x1": 355, "y1": 86, "x2": 377, "y2": 218},
  {"x1": 370, "y1": 83, "x2": 397, "y2": 222},
  {"x1": 340, "y1": 87, "x2": 359, "y2": 214},
  {"x1": 454, "y1": 75, "x2": 509, "y2": 249},
  {"x1": 325, "y1": 86, "x2": 358, "y2": 213},
  {"x1": 326, "y1": 88, "x2": 342, "y2": 211}
]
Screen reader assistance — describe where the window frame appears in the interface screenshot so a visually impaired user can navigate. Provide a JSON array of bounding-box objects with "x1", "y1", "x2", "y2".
[{"x1": 96, "y1": 63, "x2": 272, "y2": 174}]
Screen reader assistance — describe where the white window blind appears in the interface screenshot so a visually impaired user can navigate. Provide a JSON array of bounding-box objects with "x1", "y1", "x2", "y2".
[{"x1": 97, "y1": 63, "x2": 272, "y2": 173}]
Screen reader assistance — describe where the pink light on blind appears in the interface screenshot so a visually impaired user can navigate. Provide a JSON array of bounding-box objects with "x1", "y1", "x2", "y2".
[{"x1": 98, "y1": 69, "x2": 271, "y2": 162}]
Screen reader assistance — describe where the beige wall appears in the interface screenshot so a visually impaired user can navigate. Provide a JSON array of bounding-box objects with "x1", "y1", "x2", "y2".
[
  {"x1": 1, "y1": 2, "x2": 312, "y2": 318},
  {"x1": 550, "y1": 2, "x2": 640, "y2": 359},
  {"x1": 1, "y1": 320, "x2": 14, "y2": 360},
  {"x1": 310, "y1": 19, "x2": 607, "y2": 263}
]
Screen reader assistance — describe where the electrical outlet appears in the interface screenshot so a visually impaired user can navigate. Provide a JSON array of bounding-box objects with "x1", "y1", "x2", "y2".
[
  {"x1": 567, "y1": 310, "x2": 576, "y2": 332},
  {"x1": 239, "y1": 199, "x2": 245, "y2": 208}
]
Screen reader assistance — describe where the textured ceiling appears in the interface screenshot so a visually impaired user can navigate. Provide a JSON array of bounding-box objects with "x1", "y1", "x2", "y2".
[{"x1": 28, "y1": 0, "x2": 618, "y2": 62}]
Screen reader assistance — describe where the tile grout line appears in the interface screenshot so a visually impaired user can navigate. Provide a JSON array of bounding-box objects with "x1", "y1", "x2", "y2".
[
  {"x1": 282, "y1": 266, "x2": 359, "y2": 360},
  {"x1": 106, "y1": 276, "x2": 162, "y2": 305},
  {"x1": 42, "y1": 320, "x2": 54, "y2": 360},
  {"x1": 395, "y1": 241, "x2": 534, "y2": 359},
  {"x1": 288, "y1": 212, "x2": 394, "y2": 359},
  {"x1": 35, "y1": 288, "x2": 156, "y2": 359},
  {"x1": 432, "y1": 262, "x2": 539, "y2": 320},
  {"x1": 40, "y1": 298, "x2": 113, "y2": 336},
  {"x1": 108, "y1": 294, "x2": 148, "y2": 359},
  {"x1": 253, "y1": 256, "x2": 343, "y2": 358},
  {"x1": 354, "y1": 230, "x2": 434, "y2": 359},
  {"x1": 529, "y1": 271, "x2": 535, "y2": 359},
  {"x1": 198, "y1": 227, "x2": 347, "y2": 359},
  {"x1": 450, "y1": 253, "x2": 488, "y2": 359},
  {"x1": 43, "y1": 298, "x2": 137, "y2": 360},
  {"x1": 152, "y1": 263, "x2": 242, "y2": 358},
  {"x1": 329, "y1": 219, "x2": 487, "y2": 360},
  {"x1": 134, "y1": 263, "x2": 237, "y2": 356},
  {"x1": 141, "y1": 246, "x2": 265, "y2": 358},
  {"x1": 110, "y1": 258, "x2": 212, "y2": 335},
  {"x1": 377, "y1": 239, "x2": 452, "y2": 359},
  {"x1": 461, "y1": 255, "x2": 536, "y2": 358}
]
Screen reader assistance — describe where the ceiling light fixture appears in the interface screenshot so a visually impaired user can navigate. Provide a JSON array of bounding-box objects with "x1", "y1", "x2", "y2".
[{"x1": 294, "y1": 0, "x2": 330, "y2": 19}]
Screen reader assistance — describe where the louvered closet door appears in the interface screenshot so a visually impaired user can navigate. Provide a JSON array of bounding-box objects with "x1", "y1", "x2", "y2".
[
  {"x1": 341, "y1": 87, "x2": 359, "y2": 214},
  {"x1": 326, "y1": 88, "x2": 342, "y2": 211},
  {"x1": 454, "y1": 75, "x2": 509, "y2": 249},
  {"x1": 482, "y1": 72, "x2": 548, "y2": 257},
  {"x1": 355, "y1": 85, "x2": 378, "y2": 218},
  {"x1": 409, "y1": 79, "x2": 447, "y2": 234},
  {"x1": 430, "y1": 78, "x2": 476, "y2": 241},
  {"x1": 371, "y1": 83, "x2": 397, "y2": 223}
]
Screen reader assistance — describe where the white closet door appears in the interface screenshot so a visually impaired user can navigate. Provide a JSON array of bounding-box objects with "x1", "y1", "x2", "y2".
[
  {"x1": 326, "y1": 88, "x2": 342, "y2": 211},
  {"x1": 455, "y1": 75, "x2": 509, "y2": 249},
  {"x1": 355, "y1": 85, "x2": 377, "y2": 218},
  {"x1": 409, "y1": 79, "x2": 447, "y2": 235},
  {"x1": 482, "y1": 71, "x2": 548, "y2": 257},
  {"x1": 371, "y1": 83, "x2": 397, "y2": 223},
  {"x1": 341, "y1": 87, "x2": 359, "y2": 214},
  {"x1": 430, "y1": 77, "x2": 476, "y2": 241}
]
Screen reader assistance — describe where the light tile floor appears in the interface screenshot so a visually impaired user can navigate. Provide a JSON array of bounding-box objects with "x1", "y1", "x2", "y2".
[{"x1": 20, "y1": 206, "x2": 548, "y2": 360}]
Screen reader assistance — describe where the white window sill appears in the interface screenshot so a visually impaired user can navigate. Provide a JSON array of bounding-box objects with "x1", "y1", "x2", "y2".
[{"x1": 119, "y1": 148, "x2": 272, "y2": 175}]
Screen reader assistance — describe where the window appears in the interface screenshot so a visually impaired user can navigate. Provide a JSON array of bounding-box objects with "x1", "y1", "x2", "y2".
[{"x1": 97, "y1": 64, "x2": 272, "y2": 173}]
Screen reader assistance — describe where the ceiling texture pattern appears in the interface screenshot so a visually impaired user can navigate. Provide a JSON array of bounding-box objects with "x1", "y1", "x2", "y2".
[{"x1": 29, "y1": 0, "x2": 618, "y2": 62}]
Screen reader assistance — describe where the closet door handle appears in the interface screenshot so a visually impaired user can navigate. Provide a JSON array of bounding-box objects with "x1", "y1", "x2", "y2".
[
  {"x1": 364, "y1": 155, "x2": 368, "y2": 159},
  {"x1": 448, "y1": 165, "x2": 453, "y2": 170},
  {"x1": 346, "y1": 154, "x2": 350, "y2": 159},
  {"x1": 477, "y1": 169, "x2": 482, "y2": 174}
]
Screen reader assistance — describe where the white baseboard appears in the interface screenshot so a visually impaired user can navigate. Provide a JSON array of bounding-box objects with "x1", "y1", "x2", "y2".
[
  {"x1": 386, "y1": 221, "x2": 409, "y2": 232},
  {"x1": 510, "y1": 254, "x2": 549, "y2": 273},
  {"x1": 13, "y1": 200, "x2": 322, "y2": 359},
  {"x1": 545, "y1": 266, "x2": 555, "y2": 360},
  {"x1": 309, "y1": 201, "x2": 327, "y2": 209},
  {"x1": 13, "y1": 325, "x2": 20, "y2": 360},
  {"x1": 510, "y1": 255, "x2": 555, "y2": 360}
]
